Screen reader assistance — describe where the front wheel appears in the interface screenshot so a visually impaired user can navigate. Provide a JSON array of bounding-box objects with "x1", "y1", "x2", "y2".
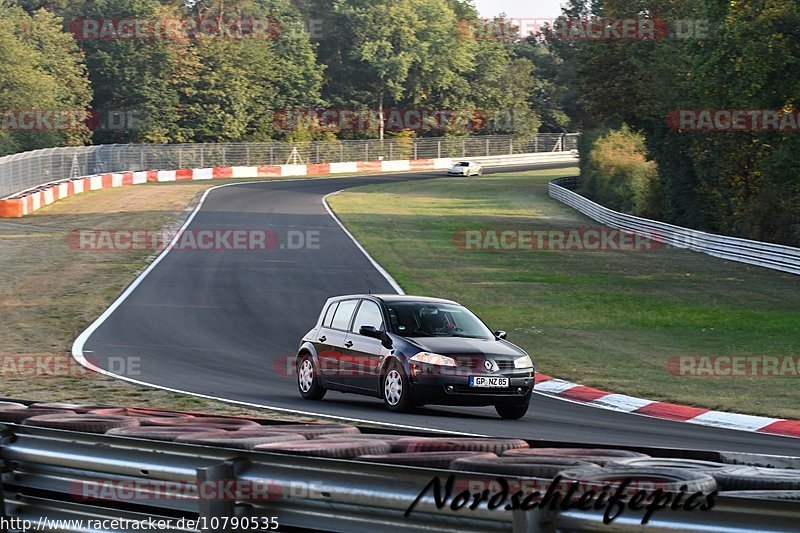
[
  {"x1": 495, "y1": 399, "x2": 530, "y2": 419},
  {"x1": 382, "y1": 365, "x2": 414, "y2": 412},
  {"x1": 297, "y1": 354, "x2": 326, "y2": 400}
]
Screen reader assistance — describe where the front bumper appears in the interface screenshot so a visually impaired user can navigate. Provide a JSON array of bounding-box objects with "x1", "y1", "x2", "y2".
[{"x1": 409, "y1": 370, "x2": 535, "y2": 406}]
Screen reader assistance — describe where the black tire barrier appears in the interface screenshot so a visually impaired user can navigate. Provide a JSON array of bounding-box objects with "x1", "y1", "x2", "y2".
[
  {"x1": 713, "y1": 466, "x2": 800, "y2": 491},
  {"x1": 240, "y1": 423, "x2": 360, "y2": 438},
  {"x1": 356, "y1": 452, "x2": 498, "y2": 469},
  {"x1": 0, "y1": 408, "x2": 77, "y2": 424},
  {"x1": 393, "y1": 438, "x2": 529, "y2": 454},
  {"x1": 254, "y1": 439, "x2": 392, "y2": 459},
  {"x1": 104, "y1": 426, "x2": 228, "y2": 441},
  {"x1": 175, "y1": 432, "x2": 307, "y2": 449},
  {"x1": 0, "y1": 401, "x2": 27, "y2": 410},
  {"x1": 558, "y1": 466, "x2": 718, "y2": 493},
  {"x1": 503, "y1": 447, "x2": 649, "y2": 466},
  {"x1": 450, "y1": 455, "x2": 602, "y2": 478},
  {"x1": 23, "y1": 414, "x2": 141, "y2": 433},
  {"x1": 608, "y1": 458, "x2": 737, "y2": 471},
  {"x1": 143, "y1": 416, "x2": 258, "y2": 430},
  {"x1": 719, "y1": 490, "x2": 800, "y2": 500},
  {"x1": 30, "y1": 403, "x2": 113, "y2": 413}
]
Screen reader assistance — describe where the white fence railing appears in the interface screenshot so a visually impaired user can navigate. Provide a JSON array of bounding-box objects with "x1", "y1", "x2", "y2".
[
  {"x1": 549, "y1": 177, "x2": 800, "y2": 276},
  {"x1": 473, "y1": 151, "x2": 578, "y2": 167},
  {"x1": 0, "y1": 134, "x2": 579, "y2": 198}
]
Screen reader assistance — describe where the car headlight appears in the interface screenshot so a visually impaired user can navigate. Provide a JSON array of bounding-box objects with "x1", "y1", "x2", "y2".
[
  {"x1": 410, "y1": 352, "x2": 457, "y2": 367},
  {"x1": 514, "y1": 355, "x2": 533, "y2": 369}
]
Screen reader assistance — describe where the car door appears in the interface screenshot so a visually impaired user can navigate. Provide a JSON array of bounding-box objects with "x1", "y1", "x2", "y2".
[
  {"x1": 344, "y1": 299, "x2": 387, "y2": 392},
  {"x1": 316, "y1": 299, "x2": 358, "y2": 385}
]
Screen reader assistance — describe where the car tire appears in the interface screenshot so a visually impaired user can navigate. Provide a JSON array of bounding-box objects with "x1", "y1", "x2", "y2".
[
  {"x1": 495, "y1": 399, "x2": 530, "y2": 419},
  {"x1": 297, "y1": 354, "x2": 326, "y2": 401},
  {"x1": 382, "y1": 363, "x2": 413, "y2": 412}
]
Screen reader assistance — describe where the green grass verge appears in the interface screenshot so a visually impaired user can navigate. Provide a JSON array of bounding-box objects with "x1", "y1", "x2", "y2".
[{"x1": 327, "y1": 168, "x2": 800, "y2": 420}]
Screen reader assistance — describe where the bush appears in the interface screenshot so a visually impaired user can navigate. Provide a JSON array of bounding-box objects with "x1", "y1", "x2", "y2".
[{"x1": 580, "y1": 125, "x2": 663, "y2": 218}]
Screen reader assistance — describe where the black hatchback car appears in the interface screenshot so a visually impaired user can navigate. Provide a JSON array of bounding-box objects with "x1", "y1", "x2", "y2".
[{"x1": 296, "y1": 294, "x2": 535, "y2": 419}]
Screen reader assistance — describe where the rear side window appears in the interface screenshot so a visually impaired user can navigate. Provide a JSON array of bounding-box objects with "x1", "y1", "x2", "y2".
[
  {"x1": 321, "y1": 302, "x2": 338, "y2": 327},
  {"x1": 330, "y1": 300, "x2": 358, "y2": 330}
]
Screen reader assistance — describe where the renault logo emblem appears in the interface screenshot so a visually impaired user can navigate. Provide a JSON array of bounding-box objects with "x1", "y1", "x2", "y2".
[{"x1": 484, "y1": 359, "x2": 498, "y2": 372}]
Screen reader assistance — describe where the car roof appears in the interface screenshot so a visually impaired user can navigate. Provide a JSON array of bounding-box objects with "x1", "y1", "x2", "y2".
[{"x1": 329, "y1": 294, "x2": 460, "y2": 305}]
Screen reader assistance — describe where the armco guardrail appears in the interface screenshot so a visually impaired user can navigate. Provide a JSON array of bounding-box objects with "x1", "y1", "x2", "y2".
[
  {"x1": 472, "y1": 151, "x2": 578, "y2": 167},
  {"x1": 549, "y1": 177, "x2": 800, "y2": 276},
  {"x1": 0, "y1": 134, "x2": 579, "y2": 199},
  {"x1": 1, "y1": 419, "x2": 799, "y2": 533}
]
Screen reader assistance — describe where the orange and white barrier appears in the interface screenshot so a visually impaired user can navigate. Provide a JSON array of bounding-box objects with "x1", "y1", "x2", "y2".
[{"x1": 0, "y1": 158, "x2": 450, "y2": 217}]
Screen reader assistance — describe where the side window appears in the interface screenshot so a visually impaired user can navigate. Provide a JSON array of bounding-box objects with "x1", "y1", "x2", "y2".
[
  {"x1": 351, "y1": 300, "x2": 384, "y2": 333},
  {"x1": 330, "y1": 300, "x2": 358, "y2": 331},
  {"x1": 321, "y1": 302, "x2": 338, "y2": 328}
]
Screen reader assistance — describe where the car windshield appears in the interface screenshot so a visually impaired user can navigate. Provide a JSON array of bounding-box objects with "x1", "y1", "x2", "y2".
[
  {"x1": 457, "y1": 162, "x2": 470, "y2": 166},
  {"x1": 385, "y1": 301, "x2": 494, "y2": 338}
]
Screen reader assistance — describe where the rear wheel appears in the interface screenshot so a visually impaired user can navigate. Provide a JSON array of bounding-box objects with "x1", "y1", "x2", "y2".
[
  {"x1": 495, "y1": 398, "x2": 530, "y2": 419},
  {"x1": 297, "y1": 354, "x2": 326, "y2": 400},
  {"x1": 382, "y1": 365, "x2": 414, "y2": 412}
]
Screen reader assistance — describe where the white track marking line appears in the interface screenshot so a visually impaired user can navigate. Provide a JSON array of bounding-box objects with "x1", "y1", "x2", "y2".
[{"x1": 322, "y1": 191, "x2": 405, "y2": 295}]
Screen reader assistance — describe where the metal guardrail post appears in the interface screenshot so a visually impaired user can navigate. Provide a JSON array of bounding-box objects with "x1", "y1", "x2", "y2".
[
  {"x1": 512, "y1": 509, "x2": 545, "y2": 533},
  {"x1": 196, "y1": 457, "x2": 250, "y2": 530},
  {"x1": 0, "y1": 426, "x2": 16, "y2": 529}
]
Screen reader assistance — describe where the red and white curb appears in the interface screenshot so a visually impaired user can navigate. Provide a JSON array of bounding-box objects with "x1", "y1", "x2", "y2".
[
  {"x1": 0, "y1": 158, "x2": 453, "y2": 218},
  {"x1": 534, "y1": 374, "x2": 800, "y2": 438}
]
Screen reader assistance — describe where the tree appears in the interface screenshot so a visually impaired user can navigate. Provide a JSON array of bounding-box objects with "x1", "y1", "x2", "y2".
[{"x1": 0, "y1": 1, "x2": 91, "y2": 155}]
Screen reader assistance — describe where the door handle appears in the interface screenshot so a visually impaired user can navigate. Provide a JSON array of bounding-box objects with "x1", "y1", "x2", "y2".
[
  {"x1": 344, "y1": 341, "x2": 353, "y2": 348},
  {"x1": 318, "y1": 336, "x2": 327, "y2": 342}
]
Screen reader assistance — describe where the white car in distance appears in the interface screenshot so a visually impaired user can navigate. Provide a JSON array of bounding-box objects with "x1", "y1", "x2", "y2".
[{"x1": 447, "y1": 161, "x2": 483, "y2": 176}]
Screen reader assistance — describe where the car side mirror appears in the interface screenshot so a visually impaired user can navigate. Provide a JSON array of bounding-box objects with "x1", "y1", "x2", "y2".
[
  {"x1": 494, "y1": 330, "x2": 507, "y2": 340},
  {"x1": 359, "y1": 326, "x2": 382, "y2": 339},
  {"x1": 359, "y1": 325, "x2": 393, "y2": 348}
]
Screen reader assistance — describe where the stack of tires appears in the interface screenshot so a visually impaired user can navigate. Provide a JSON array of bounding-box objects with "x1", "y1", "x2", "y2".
[{"x1": 2, "y1": 402, "x2": 797, "y2": 501}]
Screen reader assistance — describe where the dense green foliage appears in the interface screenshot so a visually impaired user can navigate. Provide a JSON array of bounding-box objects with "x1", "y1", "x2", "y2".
[
  {"x1": 562, "y1": 0, "x2": 800, "y2": 246},
  {"x1": 0, "y1": 0, "x2": 554, "y2": 151}
]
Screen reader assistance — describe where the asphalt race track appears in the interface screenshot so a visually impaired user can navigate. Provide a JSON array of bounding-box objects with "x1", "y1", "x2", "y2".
[{"x1": 75, "y1": 164, "x2": 799, "y2": 455}]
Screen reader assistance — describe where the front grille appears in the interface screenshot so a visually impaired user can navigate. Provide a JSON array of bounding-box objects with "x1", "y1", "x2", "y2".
[{"x1": 455, "y1": 357, "x2": 516, "y2": 372}]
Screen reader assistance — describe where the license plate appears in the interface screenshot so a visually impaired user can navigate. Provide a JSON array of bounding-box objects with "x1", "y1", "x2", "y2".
[{"x1": 469, "y1": 376, "x2": 509, "y2": 388}]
